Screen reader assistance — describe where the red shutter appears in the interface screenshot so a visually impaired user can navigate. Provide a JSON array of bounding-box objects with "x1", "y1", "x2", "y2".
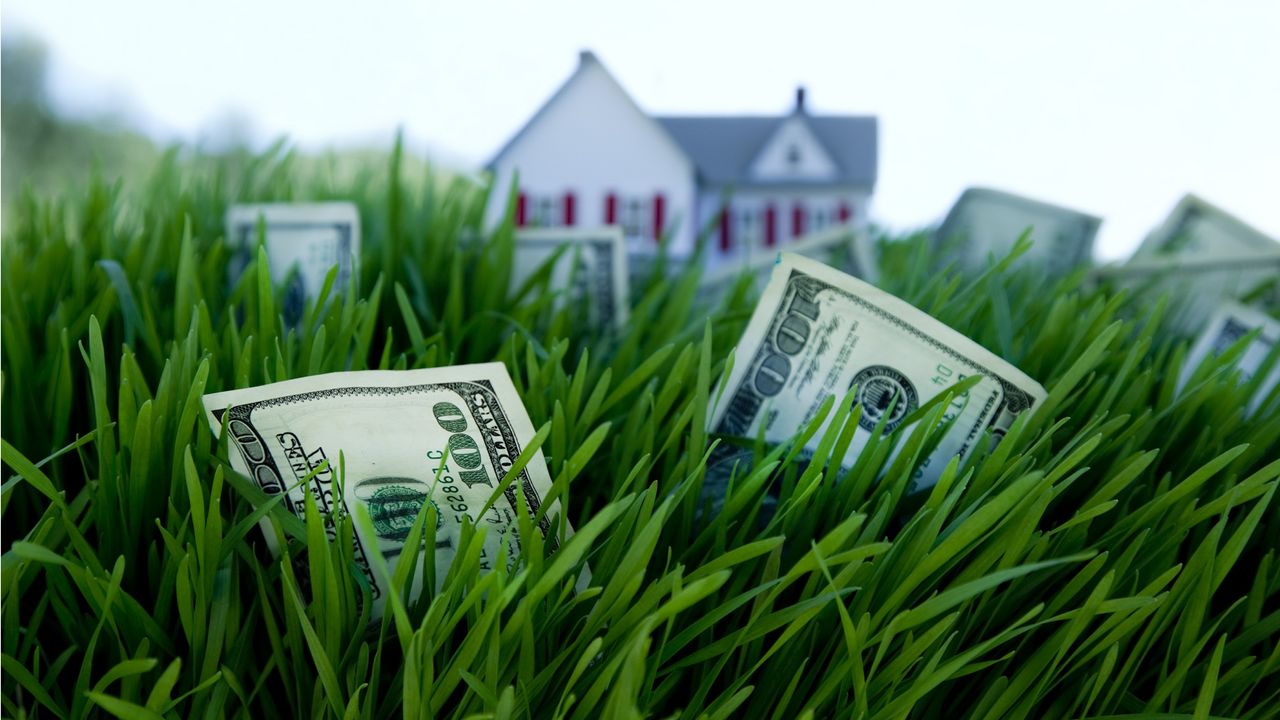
[
  {"x1": 837, "y1": 201, "x2": 851, "y2": 223},
  {"x1": 516, "y1": 192, "x2": 528, "y2": 227},
  {"x1": 792, "y1": 202, "x2": 805, "y2": 238},
  {"x1": 563, "y1": 192, "x2": 576, "y2": 226},
  {"x1": 605, "y1": 193, "x2": 618, "y2": 224},
  {"x1": 718, "y1": 205, "x2": 732, "y2": 252},
  {"x1": 764, "y1": 204, "x2": 777, "y2": 247},
  {"x1": 652, "y1": 193, "x2": 665, "y2": 243}
]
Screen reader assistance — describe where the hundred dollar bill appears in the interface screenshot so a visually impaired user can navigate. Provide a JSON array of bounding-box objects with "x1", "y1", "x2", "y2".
[
  {"x1": 936, "y1": 187, "x2": 1100, "y2": 275},
  {"x1": 202, "y1": 364, "x2": 570, "y2": 618},
  {"x1": 512, "y1": 227, "x2": 630, "y2": 328},
  {"x1": 1093, "y1": 249, "x2": 1280, "y2": 331},
  {"x1": 1179, "y1": 302, "x2": 1280, "y2": 414},
  {"x1": 1131, "y1": 194, "x2": 1278, "y2": 261},
  {"x1": 710, "y1": 253, "x2": 1046, "y2": 491},
  {"x1": 700, "y1": 224, "x2": 879, "y2": 305},
  {"x1": 226, "y1": 203, "x2": 360, "y2": 318}
]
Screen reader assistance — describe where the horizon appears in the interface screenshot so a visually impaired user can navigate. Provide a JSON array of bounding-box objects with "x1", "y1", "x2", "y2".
[{"x1": 4, "y1": 0, "x2": 1279, "y2": 260}]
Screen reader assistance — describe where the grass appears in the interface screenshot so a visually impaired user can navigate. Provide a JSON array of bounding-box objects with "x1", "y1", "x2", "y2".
[{"x1": 2, "y1": 136, "x2": 1278, "y2": 719}]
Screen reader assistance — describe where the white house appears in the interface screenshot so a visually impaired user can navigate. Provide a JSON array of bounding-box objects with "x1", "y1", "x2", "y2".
[{"x1": 485, "y1": 51, "x2": 878, "y2": 267}]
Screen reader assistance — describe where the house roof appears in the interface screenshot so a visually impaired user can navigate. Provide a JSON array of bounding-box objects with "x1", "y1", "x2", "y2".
[
  {"x1": 486, "y1": 50, "x2": 878, "y2": 189},
  {"x1": 656, "y1": 114, "x2": 878, "y2": 187},
  {"x1": 486, "y1": 51, "x2": 692, "y2": 174}
]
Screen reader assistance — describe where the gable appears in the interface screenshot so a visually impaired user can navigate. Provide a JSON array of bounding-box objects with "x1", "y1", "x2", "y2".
[
  {"x1": 482, "y1": 52, "x2": 699, "y2": 253},
  {"x1": 486, "y1": 52, "x2": 692, "y2": 178},
  {"x1": 658, "y1": 115, "x2": 878, "y2": 187},
  {"x1": 748, "y1": 115, "x2": 839, "y2": 182}
]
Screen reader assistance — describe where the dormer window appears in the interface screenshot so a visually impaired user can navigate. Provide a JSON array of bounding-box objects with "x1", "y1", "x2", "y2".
[
  {"x1": 747, "y1": 114, "x2": 839, "y2": 182},
  {"x1": 786, "y1": 144, "x2": 802, "y2": 168}
]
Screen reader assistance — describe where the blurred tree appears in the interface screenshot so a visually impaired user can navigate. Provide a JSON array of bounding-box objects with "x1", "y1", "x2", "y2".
[
  {"x1": 2, "y1": 32, "x2": 160, "y2": 207},
  {"x1": 2, "y1": 34, "x2": 59, "y2": 198},
  {"x1": 2, "y1": 34, "x2": 53, "y2": 110},
  {"x1": 1, "y1": 34, "x2": 431, "y2": 217}
]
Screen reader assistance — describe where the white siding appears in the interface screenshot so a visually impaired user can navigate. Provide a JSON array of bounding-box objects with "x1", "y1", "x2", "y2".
[
  {"x1": 486, "y1": 57, "x2": 698, "y2": 257},
  {"x1": 697, "y1": 188, "x2": 873, "y2": 268}
]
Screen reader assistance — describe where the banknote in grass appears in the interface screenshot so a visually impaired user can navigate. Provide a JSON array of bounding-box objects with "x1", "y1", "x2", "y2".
[
  {"x1": 1131, "y1": 194, "x2": 1279, "y2": 261},
  {"x1": 1094, "y1": 249, "x2": 1280, "y2": 331},
  {"x1": 936, "y1": 187, "x2": 1100, "y2": 275},
  {"x1": 226, "y1": 202, "x2": 360, "y2": 319},
  {"x1": 202, "y1": 363, "x2": 574, "y2": 617},
  {"x1": 512, "y1": 227, "x2": 629, "y2": 328},
  {"x1": 699, "y1": 224, "x2": 879, "y2": 305},
  {"x1": 710, "y1": 253, "x2": 1046, "y2": 493},
  {"x1": 1179, "y1": 301, "x2": 1280, "y2": 415}
]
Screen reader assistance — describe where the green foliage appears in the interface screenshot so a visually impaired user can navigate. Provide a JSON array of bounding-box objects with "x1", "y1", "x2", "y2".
[{"x1": 3, "y1": 138, "x2": 1278, "y2": 719}]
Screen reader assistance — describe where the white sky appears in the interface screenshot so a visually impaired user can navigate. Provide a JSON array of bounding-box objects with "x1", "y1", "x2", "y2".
[{"x1": 5, "y1": 0, "x2": 1279, "y2": 259}]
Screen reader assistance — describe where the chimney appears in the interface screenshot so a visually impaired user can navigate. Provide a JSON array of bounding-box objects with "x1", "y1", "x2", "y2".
[
  {"x1": 795, "y1": 86, "x2": 806, "y2": 113},
  {"x1": 579, "y1": 49, "x2": 597, "y2": 66}
]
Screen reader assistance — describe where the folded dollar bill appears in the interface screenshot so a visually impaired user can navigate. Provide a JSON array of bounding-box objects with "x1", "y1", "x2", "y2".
[
  {"x1": 709, "y1": 253, "x2": 1046, "y2": 492},
  {"x1": 1131, "y1": 194, "x2": 1278, "y2": 262},
  {"x1": 936, "y1": 187, "x2": 1100, "y2": 275},
  {"x1": 203, "y1": 364, "x2": 570, "y2": 617},
  {"x1": 700, "y1": 224, "x2": 879, "y2": 305},
  {"x1": 513, "y1": 227, "x2": 630, "y2": 327},
  {"x1": 226, "y1": 203, "x2": 360, "y2": 318},
  {"x1": 1094, "y1": 249, "x2": 1280, "y2": 331},
  {"x1": 1179, "y1": 301, "x2": 1280, "y2": 414}
]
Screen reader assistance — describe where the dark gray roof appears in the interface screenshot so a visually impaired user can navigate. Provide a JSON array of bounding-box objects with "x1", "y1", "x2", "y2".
[{"x1": 656, "y1": 114, "x2": 878, "y2": 187}]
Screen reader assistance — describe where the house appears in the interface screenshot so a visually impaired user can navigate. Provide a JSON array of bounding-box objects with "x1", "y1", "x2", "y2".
[{"x1": 484, "y1": 51, "x2": 878, "y2": 267}]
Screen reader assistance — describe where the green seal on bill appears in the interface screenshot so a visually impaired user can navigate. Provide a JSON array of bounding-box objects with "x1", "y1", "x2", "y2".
[{"x1": 366, "y1": 484, "x2": 439, "y2": 541}]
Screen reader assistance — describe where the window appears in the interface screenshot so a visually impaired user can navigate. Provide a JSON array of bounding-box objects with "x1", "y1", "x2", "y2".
[
  {"x1": 739, "y1": 208, "x2": 758, "y2": 249},
  {"x1": 812, "y1": 206, "x2": 828, "y2": 232},
  {"x1": 786, "y1": 144, "x2": 802, "y2": 168},
  {"x1": 621, "y1": 197, "x2": 652, "y2": 241},
  {"x1": 521, "y1": 193, "x2": 576, "y2": 227},
  {"x1": 529, "y1": 196, "x2": 556, "y2": 227}
]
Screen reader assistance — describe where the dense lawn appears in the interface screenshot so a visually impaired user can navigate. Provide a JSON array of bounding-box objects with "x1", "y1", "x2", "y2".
[{"x1": 3, "y1": 141, "x2": 1278, "y2": 719}]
